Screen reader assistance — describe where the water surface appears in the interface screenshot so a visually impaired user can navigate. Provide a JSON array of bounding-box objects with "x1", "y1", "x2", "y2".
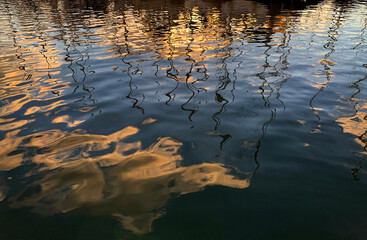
[{"x1": 0, "y1": 0, "x2": 367, "y2": 239}]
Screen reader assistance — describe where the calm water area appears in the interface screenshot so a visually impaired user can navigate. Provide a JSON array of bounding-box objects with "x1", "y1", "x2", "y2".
[{"x1": 0, "y1": 0, "x2": 367, "y2": 239}]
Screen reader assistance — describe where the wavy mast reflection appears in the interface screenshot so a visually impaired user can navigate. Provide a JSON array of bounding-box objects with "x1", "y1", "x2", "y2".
[
  {"x1": 309, "y1": 1, "x2": 341, "y2": 121},
  {"x1": 0, "y1": 0, "x2": 321, "y2": 207},
  {"x1": 344, "y1": 65, "x2": 367, "y2": 181},
  {"x1": 2, "y1": 0, "x2": 367, "y2": 236}
]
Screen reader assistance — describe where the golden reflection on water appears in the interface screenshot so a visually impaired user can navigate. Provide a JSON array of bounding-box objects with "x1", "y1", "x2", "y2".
[
  {"x1": 0, "y1": 0, "x2": 305, "y2": 136},
  {"x1": 0, "y1": 4, "x2": 66, "y2": 128},
  {"x1": 1, "y1": 0, "x2": 367, "y2": 235},
  {"x1": 0, "y1": 1, "x2": 301, "y2": 230},
  {"x1": 0, "y1": 121, "x2": 250, "y2": 234},
  {"x1": 337, "y1": 111, "x2": 367, "y2": 149}
]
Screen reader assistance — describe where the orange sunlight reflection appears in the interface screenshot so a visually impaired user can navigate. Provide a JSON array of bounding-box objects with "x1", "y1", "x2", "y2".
[{"x1": 1, "y1": 123, "x2": 251, "y2": 234}]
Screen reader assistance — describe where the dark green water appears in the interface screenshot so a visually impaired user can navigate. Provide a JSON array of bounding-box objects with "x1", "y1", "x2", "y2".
[{"x1": 0, "y1": 0, "x2": 367, "y2": 239}]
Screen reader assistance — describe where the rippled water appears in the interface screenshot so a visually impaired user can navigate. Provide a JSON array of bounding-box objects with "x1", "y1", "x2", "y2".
[{"x1": 1, "y1": 0, "x2": 367, "y2": 239}]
